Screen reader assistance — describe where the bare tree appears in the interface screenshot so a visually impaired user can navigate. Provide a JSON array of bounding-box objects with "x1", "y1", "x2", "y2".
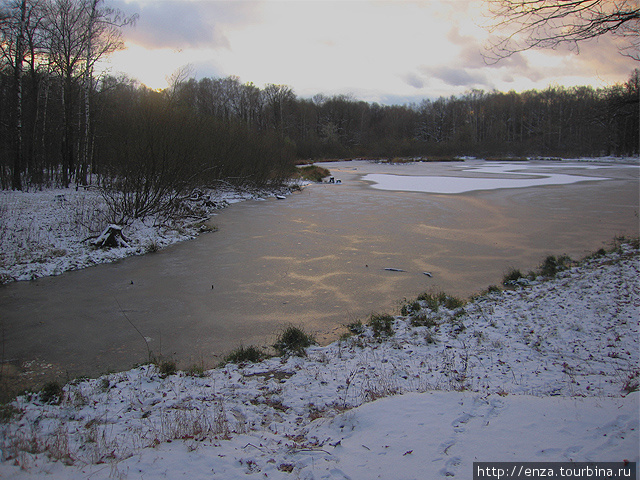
[
  {"x1": 12, "y1": 0, "x2": 25, "y2": 190},
  {"x1": 44, "y1": 0, "x2": 134, "y2": 187},
  {"x1": 263, "y1": 83, "x2": 295, "y2": 137},
  {"x1": 0, "y1": 0, "x2": 28, "y2": 190},
  {"x1": 484, "y1": 0, "x2": 640, "y2": 61},
  {"x1": 79, "y1": 0, "x2": 136, "y2": 185}
]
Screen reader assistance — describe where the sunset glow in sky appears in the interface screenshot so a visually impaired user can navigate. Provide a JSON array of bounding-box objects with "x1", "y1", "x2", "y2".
[{"x1": 105, "y1": 0, "x2": 636, "y2": 104}]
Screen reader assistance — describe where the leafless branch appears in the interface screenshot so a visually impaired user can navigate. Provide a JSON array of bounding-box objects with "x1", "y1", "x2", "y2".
[{"x1": 484, "y1": 0, "x2": 640, "y2": 62}]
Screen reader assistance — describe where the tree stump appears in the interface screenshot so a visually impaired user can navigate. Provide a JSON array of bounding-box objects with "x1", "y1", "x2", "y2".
[{"x1": 91, "y1": 225, "x2": 130, "y2": 248}]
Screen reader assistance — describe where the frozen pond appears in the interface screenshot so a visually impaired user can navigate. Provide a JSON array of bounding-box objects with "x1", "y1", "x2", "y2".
[
  {"x1": 0, "y1": 159, "x2": 638, "y2": 390},
  {"x1": 363, "y1": 161, "x2": 618, "y2": 194}
]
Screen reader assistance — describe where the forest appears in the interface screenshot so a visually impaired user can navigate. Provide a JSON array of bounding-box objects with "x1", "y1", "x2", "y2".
[{"x1": 1, "y1": 0, "x2": 639, "y2": 194}]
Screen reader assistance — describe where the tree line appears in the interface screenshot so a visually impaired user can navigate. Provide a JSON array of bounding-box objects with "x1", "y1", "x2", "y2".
[
  {"x1": 1, "y1": 0, "x2": 638, "y2": 193},
  {"x1": 170, "y1": 72, "x2": 639, "y2": 161}
]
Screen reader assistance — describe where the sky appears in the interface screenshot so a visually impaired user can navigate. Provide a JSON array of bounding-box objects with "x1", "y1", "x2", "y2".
[{"x1": 104, "y1": 0, "x2": 637, "y2": 105}]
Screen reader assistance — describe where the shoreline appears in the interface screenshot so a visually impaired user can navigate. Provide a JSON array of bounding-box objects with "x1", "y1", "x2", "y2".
[
  {"x1": 0, "y1": 242, "x2": 637, "y2": 478},
  {"x1": 0, "y1": 158, "x2": 638, "y2": 399},
  {"x1": 0, "y1": 157, "x2": 640, "y2": 286},
  {"x1": 0, "y1": 236, "x2": 637, "y2": 398},
  {"x1": 2, "y1": 156, "x2": 637, "y2": 286},
  {"x1": 0, "y1": 183, "x2": 300, "y2": 285}
]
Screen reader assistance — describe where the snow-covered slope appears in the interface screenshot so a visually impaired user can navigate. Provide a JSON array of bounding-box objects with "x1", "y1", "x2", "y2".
[
  {"x1": 1, "y1": 244, "x2": 637, "y2": 479},
  {"x1": 0, "y1": 185, "x2": 294, "y2": 284}
]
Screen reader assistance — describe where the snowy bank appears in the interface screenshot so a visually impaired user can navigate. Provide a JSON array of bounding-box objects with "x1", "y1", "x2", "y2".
[
  {"x1": 0, "y1": 244, "x2": 637, "y2": 479},
  {"x1": 0, "y1": 184, "x2": 298, "y2": 284}
]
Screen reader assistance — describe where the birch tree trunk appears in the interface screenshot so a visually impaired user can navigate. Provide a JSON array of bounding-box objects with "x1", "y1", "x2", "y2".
[
  {"x1": 80, "y1": 0, "x2": 98, "y2": 187},
  {"x1": 12, "y1": 0, "x2": 26, "y2": 191}
]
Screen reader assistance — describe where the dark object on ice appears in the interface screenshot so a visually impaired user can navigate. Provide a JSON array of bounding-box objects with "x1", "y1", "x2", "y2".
[
  {"x1": 423, "y1": 272, "x2": 433, "y2": 277},
  {"x1": 91, "y1": 225, "x2": 130, "y2": 248},
  {"x1": 329, "y1": 176, "x2": 335, "y2": 183},
  {"x1": 384, "y1": 267, "x2": 405, "y2": 272},
  {"x1": 276, "y1": 195, "x2": 287, "y2": 200}
]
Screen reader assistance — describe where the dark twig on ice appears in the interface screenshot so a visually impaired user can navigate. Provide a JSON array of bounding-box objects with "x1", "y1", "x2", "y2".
[{"x1": 113, "y1": 296, "x2": 152, "y2": 361}]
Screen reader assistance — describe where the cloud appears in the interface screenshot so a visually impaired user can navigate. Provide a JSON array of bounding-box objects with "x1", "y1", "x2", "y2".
[
  {"x1": 191, "y1": 60, "x2": 225, "y2": 82},
  {"x1": 105, "y1": 0, "x2": 635, "y2": 101},
  {"x1": 401, "y1": 72, "x2": 426, "y2": 89},
  {"x1": 114, "y1": 1, "x2": 255, "y2": 50},
  {"x1": 564, "y1": 36, "x2": 636, "y2": 78},
  {"x1": 422, "y1": 66, "x2": 487, "y2": 88}
]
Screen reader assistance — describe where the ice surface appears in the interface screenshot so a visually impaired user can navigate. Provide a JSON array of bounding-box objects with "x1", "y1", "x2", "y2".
[{"x1": 362, "y1": 162, "x2": 619, "y2": 194}]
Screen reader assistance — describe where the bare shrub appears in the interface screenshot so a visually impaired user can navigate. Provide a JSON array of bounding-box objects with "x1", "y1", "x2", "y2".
[
  {"x1": 154, "y1": 400, "x2": 229, "y2": 443},
  {"x1": 0, "y1": 202, "x2": 8, "y2": 247},
  {"x1": 66, "y1": 193, "x2": 107, "y2": 236},
  {"x1": 361, "y1": 373, "x2": 400, "y2": 403},
  {"x1": 46, "y1": 424, "x2": 72, "y2": 464}
]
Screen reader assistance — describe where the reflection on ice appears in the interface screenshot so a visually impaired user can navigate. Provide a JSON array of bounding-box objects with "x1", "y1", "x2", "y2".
[{"x1": 362, "y1": 162, "x2": 612, "y2": 194}]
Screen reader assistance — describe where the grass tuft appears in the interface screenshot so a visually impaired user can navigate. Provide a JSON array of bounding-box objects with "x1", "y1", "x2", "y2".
[
  {"x1": 0, "y1": 404, "x2": 22, "y2": 423},
  {"x1": 369, "y1": 313, "x2": 395, "y2": 338},
  {"x1": 186, "y1": 364, "x2": 207, "y2": 377},
  {"x1": 416, "y1": 291, "x2": 465, "y2": 311},
  {"x1": 502, "y1": 268, "x2": 524, "y2": 286},
  {"x1": 273, "y1": 326, "x2": 316, "y2": 357},
  {"x1": 223, "y1": 345, "x2": 269, "y2": 365},
  {"x1": 538, "y1": 254, "x2": 572, "y2": 277},
  {"x1": 40, "y1": 382, "x2": 63, "y2": 405},
  {"x1": 345, "y1": 320, "x2": 365, "y2": 335},
  {"x1": 401, "y1": 300, "x2": 421, "y2": 316},
  {"x1": 411, "y1": 313, "x2": 438, "y2": 328},
  {"x1": 622, "y1": 369, "x2": 639, "y2": 395},
  {"x1": 157, "y1": 360, "x2": 177, "y2": 378}
]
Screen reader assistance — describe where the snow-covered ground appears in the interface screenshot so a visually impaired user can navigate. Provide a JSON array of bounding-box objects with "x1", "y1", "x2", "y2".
[
  {"x1": 0, "y1": 243, "x2": 637, "y2": 479},
  {"x1": 0, "y1": 184, "x2": 296, "y2": 284}
]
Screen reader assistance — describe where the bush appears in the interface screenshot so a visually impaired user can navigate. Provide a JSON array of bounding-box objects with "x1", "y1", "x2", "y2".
[
  {"x1": 40, "y1": 382, "x2": 63, "y2": 404},
  {"x1": 296, "y1": 165, "x2": 331, "y2": 182},
  {"x1": 471, "y1": 284, "x2": 502, "y2": 301},
  {"x1": 346, "y1": 320, "x2": 365, "y2": 335},
  {"x1": 273, "y1": 326, "x2": 316, "y2": 357},
  {"x1": 442, "y1": 295, "x2": 465, "y2": 310},
  {"x1": 223, "y1": 345, "x2": 269, "y2": 364},
  {"x1": 0, "y1": 404, "x2": 21, "y2": 423},
  {"x1": 417, "y1": 292, "x2": 443, "y2": 311},
  {"x1": 593, "y1": 248, "x2": 607, "y2": 258},
  {"x1": 157, "y1": 360, "x2": 177, "y2": 378},
  {"x1": 186, "y1": 364, "x2": 206, "y2": 377},
  {"x1": 411, "y1": 313, "x2": 438, "y2": 328},
  {"x1": 538, "y1": 255, "x2": 571, "y2": 277},
  {"x1": 401, "y1": 301, "x2": 421, "y2": 316},
  {"x1": 613, "y1": 235, "x2": 640, "y2": 252},
  {"x1": 502, "y1": 268, "x2": 524, "y2": 286},
  {"x1": 416, "y1": 291, "x2": 465, "y2": 311},
  {"x1": 369, "y1": 313, "x2": 395, "y2": 337}
]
